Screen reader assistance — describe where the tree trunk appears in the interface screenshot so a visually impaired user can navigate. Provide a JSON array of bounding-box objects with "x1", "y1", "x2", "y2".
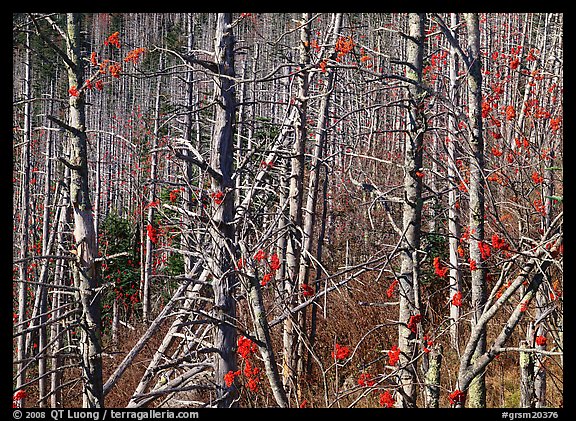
[
  {"x1": 425, "y1": 344, "x2": 443, "y2": 408},
  {"x1": 31, "y1": 79, "x2": 59, "y2": 408},
  {"x1": 533, "y1": 100, "x2": 556, "y2": 407},
  {"x1": 15, "y1": 28, "x2": 32, "y2": 406},
  {"x1": 520, "y1": 339, "x2": 535, "y2": 407},
  {"x1": 447, "y1": 12, "x2": 462, "y2": 349},
  {"x1": 307, "y1": 168, "x2": 330, "y2": 375},
  {"x1": 283, "y1": 12, "x2": 310, "y2": 398},
  {"x1": 209, "y1": 13, "x2": 238, "y2": 408},
  {"x1": 297, "y1": 10, "x2": 342, "y2": 387},
  {"x1": 182, "y1": 13, "x2": 198, "y2": 278},
  {"x1": 143, "y1": 54, "x2": 163, "y2": 323},
  {"x1": 238, "y1": 247, "x2": 288, "y2": 407},
  {"x1": 65, "y1": 13, "x2": 103, "y2": 408},
  {"x1": 464, "y1": 12, "x2": 487, "y2": 408},
  {"x1": 50, "y1": 154, "x2": 72, "y2": 408},
  {"x1": 396, "y1": 12, "x2": 425, "y2": 408}
]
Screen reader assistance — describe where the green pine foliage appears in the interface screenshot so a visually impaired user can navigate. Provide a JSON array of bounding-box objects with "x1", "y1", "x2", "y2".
[{"x1": 99, "y1": 212, "x2": 141, "y2": 328}]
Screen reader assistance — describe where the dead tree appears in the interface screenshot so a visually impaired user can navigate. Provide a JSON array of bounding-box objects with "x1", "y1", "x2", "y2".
[
  {"x1": 396, "y1": 12, "x2": 426, "y2": 408},
  {"x1": 34, "y1": 13, "x2": 104, "y2": 407},
  {"x1": 463, "y1": 12, "x2": 487, "y2": 408}
]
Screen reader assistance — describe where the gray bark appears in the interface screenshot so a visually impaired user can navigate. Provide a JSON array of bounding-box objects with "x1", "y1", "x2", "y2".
[
  {"x1": 425, "y1": 344, "x2": 443, "y2": 408},
  {"x1": 209, "y1": 13, "x2": 238, "y2": 408},
  {"x1": 238, "y1": 241, "x2": 288, "y2": 407},
  {"x1": 396, "y1": 12, "x2": 425, "y2": 408},
  {"x1": 50, "y1": 155, "x2": 72, "y2": 408},
  {"x1": 297, "y1": 10, "x2": 342, "y2": 387},
  {"x1": 65, "y1": 13, "x2": 103, "y2": 408},
  {"x1": 457, "y1": 232, "x2": 562, "y2": 406},
  {"x1": 15, "y1": 28, "x2": 32, "y2": 406},
  {"x1": 105, "y1": 269, "x2": 198, "y2": 397},
  {"x1": 307, "y1": 167, "x2": 330, "y2": 375},
  {"x1": 247, "y1": 277, "x2": 289, "y2": 407},
  {"x1": 32, "y1": 80, "x2": 58, "y2": 408},
  {"x1": 520, "y1": 339, "x2": 535, "y2": 407},
  {"x1": 463, "y1": 13, "x2": 487, "y2": 408},
  {"x1": 143, "y1": 54, "x2": 163, "y2": 323},
  {"x1": 298, "y1": 12, "x2": 342, "y2": 300},
  {"x1": 447, "y1": 12, "x2": 462, "y2": 348},
  {"x1": 283, "y1": 12, "x2": 310, "y2": 397}
]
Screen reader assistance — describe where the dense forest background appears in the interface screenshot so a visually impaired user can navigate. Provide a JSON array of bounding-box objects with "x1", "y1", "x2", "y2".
[{"x1": 12, "y1": 12, "x2": 563, "y2": 409}]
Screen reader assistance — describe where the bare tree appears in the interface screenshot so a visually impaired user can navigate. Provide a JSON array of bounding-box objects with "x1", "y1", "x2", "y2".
[
  {"x1": 447, "y1": 12, "x2": 462, "y2": 348},
  {"x1": 14, "y1": 27, "x2": 32, "y2": 408},
  {"x1": 396, "y1": 12, "x2": 426, "y2": 408},
  {"x1": 463, "y1": 12, "x2": 487, "y2": 408},
  {"x1": 282, "y1": 12, "x2": 311, "y2": 399},
  {"x1": 207, "y1": 13, "x2": 239, "y2": 407},
  {"x1": 12, "y1": 12, "x2": 563, "y2": 409}
]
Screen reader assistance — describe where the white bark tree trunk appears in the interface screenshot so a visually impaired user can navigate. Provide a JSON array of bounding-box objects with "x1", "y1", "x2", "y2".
[
  {"x1": 447, "y1": 12, "x2": 462, "y2": 349},
  {"x1": 396, "y1": 12, "x2": 425, "y2": 408},
  {"x1": 283, "y1": 12, "x2": 310, "y2": 398},
  {"x1": 463, "y1": 12, "x2": 487, "y2": 408}
]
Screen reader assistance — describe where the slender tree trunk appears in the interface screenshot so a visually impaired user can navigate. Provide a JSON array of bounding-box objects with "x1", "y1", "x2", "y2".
[
  {"x1": 275, "y1": 156, "x2": 289, "y2": 318},
  {"x1": 182, "y1": 13, "x2": 197, "y2": 278},
  {"x1": 283, "y1": 12, "x2": 310, "y2": 398},
  {"x1": 533, "y1": 90, "x2": 556, "y2": 406},
  {"x1": 307, "y1": 168, "x2": 330, "y2": 375},
  {"x1": 50, "y1": 153, "x2": 72, "y2": 408},
  {"x1": 93, "y1": 107, "x2": 101, "y2": 251},
  {"x1": 533, "y1": 337, "x2": 547, "y2": 407},
  {"x1": 464, "y1": 12, "x2": 487, "y2": 408},
  {"x1": 143, "y1": 54, "x2": 163, "y2": 323},
  {"x1": 238, "y1": 250, "x2": 288, "y2": 407},
  {"x1": 31, "y1": 78, "x2": 58, "y2": 408},
  {"x1": 298, "y1": 12, "x2": 342, "y2": 297},
  {"x1": 36, "y1": 135, "x2": 53, "y2": 407},
  {"x1": 15, "y1": 28, "x2": 32, "y2": 406},
  {"x1": 297, "y1": 10, "x2": 342, "y2": 387},
  {"x1": 396, "y1": 12, "x2": 425, "y2": 408},
  {"x1": 447, "y1": 12, "x2": 462, "y2": 349}
]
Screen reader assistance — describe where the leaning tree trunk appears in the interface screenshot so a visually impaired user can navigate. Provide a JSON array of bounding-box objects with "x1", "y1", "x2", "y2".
[
  {"x1": 28, "y1": 78, "x2": 58, "y2": 408},
  {"x1": 463, "y1": 12, "x2": 487, "y2": 409},
  {"x1": 182, "y1": 13, "x2": 199, "y2": 282},
  {"x1": 297, "y1": 10, "x2": 343, "y2": 386},
  {"x1": 209, "y1": 12, "x2": 238, "y2": 408},
  {"x1": 396, "y1": 12, "x2": 426, "y2": 408},
  {"x1": 62, "y1": 13, "x2": 104, "y2": 408},
  {"x1": 457, "y1": 233, "x2": 561, "y2": 404},
  {"x1": 238, "y1": 241, "x2": 288, "y2": 407},
  {"x1": 50, "y1": 159, "x2": 72, "y2": 408}
]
